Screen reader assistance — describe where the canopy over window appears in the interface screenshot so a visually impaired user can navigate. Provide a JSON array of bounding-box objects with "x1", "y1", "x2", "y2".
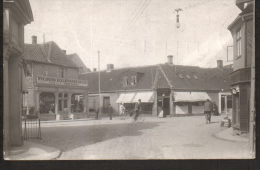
[
  {"x1": 174, "y1": 92, "x2": 210, "y2": 102},
  {"x1": 132, "y1": 91, "x2": 154, "y2": 103},
  {"x1": 116, "y1": 93, "x2": 136, "y2": 103}
]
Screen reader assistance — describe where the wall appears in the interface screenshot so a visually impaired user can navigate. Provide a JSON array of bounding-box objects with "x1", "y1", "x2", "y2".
[
  {"x1": 208, "y1": 92, "x2": 219, "y2": 107},
  {"x1": 88, "y1": 92, "x2": 120, "y2": 114},
  {"x1": 33, "y1": 63, "x2": 79, "y2": 80}
]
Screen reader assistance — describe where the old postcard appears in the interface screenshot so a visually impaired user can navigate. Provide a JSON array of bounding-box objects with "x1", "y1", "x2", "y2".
[{"x1": 3, "y1": 0, "x2": 255, "y2": 160}]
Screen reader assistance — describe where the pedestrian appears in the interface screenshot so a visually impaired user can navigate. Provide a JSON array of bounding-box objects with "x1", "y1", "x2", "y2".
[
  {"x1": 108, "y1": 104, "x2": 113, "y2": 120},
  {"x1": 134, "y1": 99, "x2": 142, "y2": 121},
  {"x1": 204, "y1": 99, "x2": 212, "y2": 124},
  {"x1": 119, "y1": 103, "x2": 126, "y2": 120}
]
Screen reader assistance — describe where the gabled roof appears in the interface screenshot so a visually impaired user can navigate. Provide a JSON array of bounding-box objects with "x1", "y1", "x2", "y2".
[
  {"x1": 23, "y1": 41, "x2": 78, "y2": 68},
  {"x1": 67, "y1": 53, "x2": 91, "y2": 73},
  {"x1": 80, "y1": 64, "x2": 232, "y2": 93}
]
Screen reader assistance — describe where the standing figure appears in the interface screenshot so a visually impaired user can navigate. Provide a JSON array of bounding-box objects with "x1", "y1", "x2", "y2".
[
  {"x1": 204, "y1": 99, "x2": 212, "y2": 124},
  {"x1": 108, "y1": 104, "x2": 113, "y2": 120},
  {"x1": 119, "y1": 103, "x2": 126, "y2": 119},
  {"x1": 134, "y1": 99, "x2": 142, "y2": 121}
]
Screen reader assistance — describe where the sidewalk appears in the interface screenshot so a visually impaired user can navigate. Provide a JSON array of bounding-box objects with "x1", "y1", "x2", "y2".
[
  {"x1": 5, "y1": 141, "x2": 61, "y2": 160},
  {"x1": 214, "y1": 127, "x2": 249, "y2": 143}
]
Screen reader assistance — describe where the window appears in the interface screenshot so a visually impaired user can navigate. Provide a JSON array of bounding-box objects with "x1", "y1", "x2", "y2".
[
  {"x1": 59, "y1": 67, "x2": 64, "y2": 78},
  {"x1": 193, "y1": 75, "x2": 198, "y2": 79},
  {"x1": 178, "y1": 74, "x2": 184, "y2": 79},
  {"x1": 236, "y1": 28, "x2": 242, "y2": 58},
  {"x1": 131, "y1": 75, "x2": 137, "y2": 85},
  {"x1": 25, "y1": 63, "x2": 32, "y2": 77}
]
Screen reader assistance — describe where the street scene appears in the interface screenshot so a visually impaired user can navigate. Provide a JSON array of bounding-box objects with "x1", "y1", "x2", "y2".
[{"x1": 3, "y1": 0, "x2": 255, "y2": 160}]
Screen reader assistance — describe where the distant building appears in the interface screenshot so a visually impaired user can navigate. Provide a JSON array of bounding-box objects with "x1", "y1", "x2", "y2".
[
  {"x1": 228, "y1": 0, "x2": 254, "y2": 134},
  {"x1": 22, "y1": 36, "x2": 88, "y2": 121},
  {"x1": 3, "y1": 0, "x2": 34, "y2": 153},
  {"x1": 67, "y1": 53, "x2": 91, "y2": 74},
  {"x1": 80, "y1": 56, "x2": 232, "y2": 117}
]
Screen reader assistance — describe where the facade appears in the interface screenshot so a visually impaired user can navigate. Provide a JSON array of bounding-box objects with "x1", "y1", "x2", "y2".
[
  {"x1": 3, "y1": 0, "x2": 34, "y2": 152},
  {"x1": 228, "y1": 0, "x2": 254, "y2": 134},
  {"x1": 22, "y1": 36, "x2": 88, "y2": 121},
  {"x1": 80, "y1": 56, "x2": 232, "y2": 117}
]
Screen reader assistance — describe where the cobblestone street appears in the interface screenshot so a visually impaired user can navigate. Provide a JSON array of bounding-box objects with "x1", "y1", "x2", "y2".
[{"x1": 30, "y1": 115, "x2": 251, "y2": 159}]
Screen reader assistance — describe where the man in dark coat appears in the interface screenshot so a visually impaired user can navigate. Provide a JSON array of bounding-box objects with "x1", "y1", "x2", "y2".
[
  {"x1": 134, "y1": 99, "x2": 142, "y2": 121},
  {"x1": 204, "y1": 99, "x2": 212, "y2": 124}
]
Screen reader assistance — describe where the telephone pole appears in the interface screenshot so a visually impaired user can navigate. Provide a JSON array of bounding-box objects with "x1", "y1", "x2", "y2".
[{"x1": 98, "y1": 50, "x2": 102, "y2": 120}]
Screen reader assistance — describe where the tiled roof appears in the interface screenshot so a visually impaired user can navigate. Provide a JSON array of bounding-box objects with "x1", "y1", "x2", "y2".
[
  {"x1": 79, "y1": 65, "x2": 157, "y2": 93},
  {"x1": 23, "y1": 42, "x2": 78, "y2": 68},
  {"x1": 67, "y1": 53, "x2": 91, "y2": 73},
  {"x1": 80, "y1": 64, "x2": 232, "y2": 93},
  {"x1": 159, "y1": 64, "x2": 232, "y2": 91}
]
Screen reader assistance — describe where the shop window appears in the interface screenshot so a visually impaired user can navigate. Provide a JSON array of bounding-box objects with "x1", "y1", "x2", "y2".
[
  {"x1": 59, "y1": 93, "x2": 62, "y2": 98},
  {"x1": 39, "y1": 92, "x2": 55, "y2": 114}
]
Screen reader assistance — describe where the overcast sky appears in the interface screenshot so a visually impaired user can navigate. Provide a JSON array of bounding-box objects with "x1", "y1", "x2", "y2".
[{"x1": 25, "y1": 0, "x2": 240, "y2": 70}]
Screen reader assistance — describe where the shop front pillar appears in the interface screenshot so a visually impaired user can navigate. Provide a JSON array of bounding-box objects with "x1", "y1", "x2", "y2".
[
  {"x1": 67, "y1": 93, "x2": 72, "y2": 113},
  {"x1": 83, "y1": 93, "x2": 89, "y2": 115},
  {"x1": 34, "y1": 91, "x2": 40, "y2": 114},
  {"x1": 170, "y1": 89, "x2": 175, "y2": 116},
  {"x1": 54, "y1": 92, "x2": 59, "y2": 114},
  {"x1": 152, "y1": 90, "x2": 158, "y2": 116}
]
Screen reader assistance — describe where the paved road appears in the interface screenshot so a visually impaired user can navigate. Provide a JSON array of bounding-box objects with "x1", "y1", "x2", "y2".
[{"x1": 33, "y1": 115, "x2": 251, "y2": 159}]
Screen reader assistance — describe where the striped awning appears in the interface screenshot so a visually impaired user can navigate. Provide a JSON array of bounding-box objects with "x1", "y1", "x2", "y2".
[
  {"x1": 132, "y1": 91, "x2": 154, "y2": 103},
  {"x1": 116, "y1": 93, "x2": 136, "y2": 103},
  {"x1": 174, "y1": 92, "x2": 210, "y2": 102}
]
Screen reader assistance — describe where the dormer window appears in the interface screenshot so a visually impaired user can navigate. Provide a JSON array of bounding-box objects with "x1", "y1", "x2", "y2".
[
  {"x1": 178, "y1": 73, "x2": 184, "y2": 79},
  {"x1": 131, "y1": 75, "x2": 137, "y2": 85}
]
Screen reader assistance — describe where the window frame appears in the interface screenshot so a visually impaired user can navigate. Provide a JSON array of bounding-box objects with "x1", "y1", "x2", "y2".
[{"x1": 235, "y1": 28, "x2": 242, "y2": 59}]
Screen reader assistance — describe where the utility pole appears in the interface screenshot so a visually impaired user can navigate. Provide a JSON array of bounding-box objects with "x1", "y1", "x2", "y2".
[
  {"x1": 98, "y1": 50, "x2": 102, "y2": 120},
  {"x1": 174, "y1": 8, "x2": 183, "y2": 69},
  {"x1": 249, "y1": 0, "x2": 255, "y2": 157}
]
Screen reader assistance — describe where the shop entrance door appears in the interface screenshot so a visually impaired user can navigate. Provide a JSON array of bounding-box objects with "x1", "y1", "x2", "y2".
[{"x1": 163, "y1": 97, "x2": 170, "y2": 116}]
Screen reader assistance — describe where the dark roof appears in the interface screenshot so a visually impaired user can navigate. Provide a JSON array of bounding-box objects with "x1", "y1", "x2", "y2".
[
  {"x1": 80, "y1": 65, "x2": 157, "y2": 93},
  {"x1": 67, "y1": 53, "x2": 91, "y2": 73},
  {"x1": 159, "y1": 64, "x2": 232, "y2": 91},
  {"x1": 23, "y1": 42, "x2": 78, "y2": 68},
  {"x1": 80, "y1": 64, "x2": 232, "y2": 93}
]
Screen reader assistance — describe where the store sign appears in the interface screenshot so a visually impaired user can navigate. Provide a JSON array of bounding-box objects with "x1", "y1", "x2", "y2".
[{"x1": 37, "y1": 76, "x2": 88, "y2": 87}]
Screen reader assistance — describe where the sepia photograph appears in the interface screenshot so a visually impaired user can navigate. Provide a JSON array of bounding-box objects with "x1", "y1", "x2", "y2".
[{"x1": 3, "y1": 0, "x2": 255, "y2": 160}]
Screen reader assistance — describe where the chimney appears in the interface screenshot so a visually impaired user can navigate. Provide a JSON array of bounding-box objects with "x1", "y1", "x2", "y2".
[
  {"x1": 217, "y1": 60, "x2": 223, "y2": 69},
  {"x1": 167, "y1": 55, "x2": 173, "y2": 64},
  {"x1": 93, "y1": 68, "x2": 97, "y2": 72},
  {"x1": 106, "y1": 64, "x2": 114, "y2": 72},
  {"x1": 62, "y1": 50, "x2": 66, "y2": 54},
  {"x1": 32, "y1": 35, "x2": 37, "y2": 45}
]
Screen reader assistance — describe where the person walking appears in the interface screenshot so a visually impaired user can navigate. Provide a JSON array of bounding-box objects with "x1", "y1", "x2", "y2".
[
  {"x1": 204, "y1": 99, "x2": 212, "y2": 124},
  {"x1": 119, "y1": 103, "x2": 126, "y2": 120},
  {"x1": 134, "y1": 99, "x2": 142, "y2": 121}
]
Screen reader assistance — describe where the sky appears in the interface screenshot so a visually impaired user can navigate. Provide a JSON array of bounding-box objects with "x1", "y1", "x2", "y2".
[{"x1": 25, "y1": 0, "x2": 240, "y2": 70}]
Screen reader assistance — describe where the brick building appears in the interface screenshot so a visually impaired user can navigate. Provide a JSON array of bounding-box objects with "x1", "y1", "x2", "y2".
[{"x1": 22, "y1": 36, "x2": 88, "y2": 121}]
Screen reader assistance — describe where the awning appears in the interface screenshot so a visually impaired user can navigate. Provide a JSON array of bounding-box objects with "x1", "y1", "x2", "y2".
[
  {"x1": 116, "y1": 93, "x2": 136, "y2": 103},
  {"x1": 174, "y1": 92, "x2": 210, "y2": 102},
  {"x1": 132, "y1": 91, "x2": 154, "y2": 103}
]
